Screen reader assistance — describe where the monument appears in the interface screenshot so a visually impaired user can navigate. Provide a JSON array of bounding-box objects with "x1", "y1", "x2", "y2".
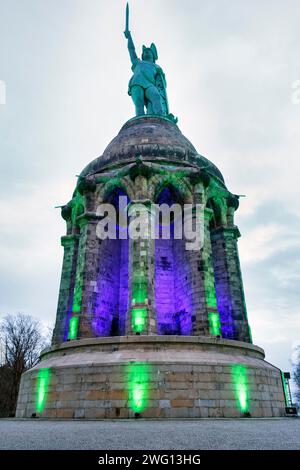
[{"x1": 16, "y1": 5, "x2": 286, "y2": 419}]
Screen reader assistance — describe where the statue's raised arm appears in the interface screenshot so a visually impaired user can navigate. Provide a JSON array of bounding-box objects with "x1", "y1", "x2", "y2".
[
  {"x1": 124, "y1": 3, "x2": 137, "y2": 65},
  {"x1": 124, "y1": 30, "x2": 138, "y2": 66}
]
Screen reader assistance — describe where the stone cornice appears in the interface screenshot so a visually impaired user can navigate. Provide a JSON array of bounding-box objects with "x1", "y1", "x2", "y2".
[
  {"x1": 42, "y1": 335, "x2": 265, "y2": 360},
  {"x1": 60, "y1": 234, "x2": 80, "y2": 247},
  {"x1": 210, "y1": 225, "x2": 241, "y2": 239},
  {"x1": 76, "y1": 211, "x2": 101, "y2": 227}
]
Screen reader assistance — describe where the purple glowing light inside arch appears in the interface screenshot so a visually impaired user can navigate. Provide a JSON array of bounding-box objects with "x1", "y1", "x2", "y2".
[
  {"x1": 92, "y1": 189, "x2": 129, "y2": 337},
  {"x1": 155, "y1": 186, "x2": 192, "y2": 336}
]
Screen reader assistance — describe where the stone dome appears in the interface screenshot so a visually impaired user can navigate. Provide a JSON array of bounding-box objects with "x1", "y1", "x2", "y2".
[{"x1": 80, "y1": 116, "x2": 225, "y2": 186}]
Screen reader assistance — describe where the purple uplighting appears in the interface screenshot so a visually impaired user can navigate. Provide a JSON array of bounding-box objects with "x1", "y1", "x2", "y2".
[
  {"x1": 155, "y1": 186, "x2": 192, "y2": 335},
  {"x1": 93, "y1": 190, "x2": 129, "y2": 337}
]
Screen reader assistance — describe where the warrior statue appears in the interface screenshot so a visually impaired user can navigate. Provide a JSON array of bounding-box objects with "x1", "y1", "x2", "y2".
[{"x1": 124, "y1": 3, "x2": 177, "y2": 123}]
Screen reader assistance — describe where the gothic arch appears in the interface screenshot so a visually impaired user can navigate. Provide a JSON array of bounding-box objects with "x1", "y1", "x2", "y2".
[
  {"x1": 99, "y1": 178, "x2": 132, "y2": 203},
  {"x1": 154, "y1": 180, "x2": 193, "y2": 336},
  {"x1": 150, "y1": 174, "x2": 192, "y2": 205},
  {"x1": 92, "y1": 185, "x2": 130, "y2": 338}
]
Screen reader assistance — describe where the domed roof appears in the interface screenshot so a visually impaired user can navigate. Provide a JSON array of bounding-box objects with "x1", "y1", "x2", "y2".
[{"x1": 80, "y1": 116, "x2": 225, "y2": 185}]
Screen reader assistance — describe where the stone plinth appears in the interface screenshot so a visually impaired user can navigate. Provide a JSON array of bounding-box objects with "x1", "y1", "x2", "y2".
[{"x1": 16, "y1": 336, "x2": 285, "y2": 419}]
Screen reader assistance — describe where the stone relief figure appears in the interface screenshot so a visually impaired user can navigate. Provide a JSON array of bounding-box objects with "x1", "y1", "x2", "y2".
[{"x1": 124, "y1": 3, "x2": 177, "y2": 123}]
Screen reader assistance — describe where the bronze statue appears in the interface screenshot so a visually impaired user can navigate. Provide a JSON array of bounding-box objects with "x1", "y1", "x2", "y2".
[{"x1": 124, "y1": 3, "x2": 177, "y2": 123}]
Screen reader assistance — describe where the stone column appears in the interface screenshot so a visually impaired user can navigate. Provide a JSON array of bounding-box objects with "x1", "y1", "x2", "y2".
[
  {"x1": 187, "y1": 182, "x2": 220, "y2": 336},
  {"x1": 126, "y1": 201, "x2": 156, "y2": 335},
  {"x1": 67, "y1": 212, "x2": 101, "y2": 340},
  {"x1": 52, "y1": 234, "x2": 79, "y2": 344},
  {"x1": 210, "y1": 225, "x2": 252, "y2": 342},
  {"x1": 203, "y1": 208, "x2": 222, "y2": 336}
]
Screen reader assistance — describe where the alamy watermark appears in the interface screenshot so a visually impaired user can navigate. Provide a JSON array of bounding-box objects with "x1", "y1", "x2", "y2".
[
  {"x1": 95, "y1": 196, "x2": 204, "y2": 251},
  {"x1": 0, "y1": 80, "x2": 6, "y2": 105}
]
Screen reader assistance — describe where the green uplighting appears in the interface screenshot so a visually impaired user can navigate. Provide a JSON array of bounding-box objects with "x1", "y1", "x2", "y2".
[
  {"x1": 204, "y1": 276, "x2": 218, "y2": 309},
  {"x1": 72, "y1": 283, "x2": 82, "y2": 313},
  {"x1": 36, "y1": 368, "x2": 51, "y2": 413},
  {"x1": 208, "y1": 312, "x2": 221, "y2": 336},
  {"x1": 248, "y1": 325, "x2": 253, "y2": 343},
  {"x1": 128, "y1": 362, "x2": 150, "y2": 413},
  {"x1": 132, "y1": 282, "x2": 148, "y2": 305},
  {"x1": 231, "y1": 364, "x2": 249, "y2": 413},
  {"x1": 68, "y1": 316, "x2": 79, "y2": 340},
  {"x1": 132, "y1": 267, "x2": 148, "y2": 305},
  {"x1": 132, "y1": 308, "x2": 147, "y2": 333},
  {"x1": 281, "y1": 372, "x2": 289, "y2": 406}
]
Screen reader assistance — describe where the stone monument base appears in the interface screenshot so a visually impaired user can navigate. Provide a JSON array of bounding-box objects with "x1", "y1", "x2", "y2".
[{"x1": 16, "y1": 336, "x2": 286, "y2": 419}]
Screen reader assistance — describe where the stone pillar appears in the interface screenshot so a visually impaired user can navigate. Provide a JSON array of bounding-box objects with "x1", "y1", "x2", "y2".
[
  {"x1": 67, "y1": 212, "x2": 101, "y2": 340},
  {"x1": 52, "y1": 234, "x2": 79, "y2": 344},
  {"x1": 126, "y1": 201, "x2": 156, "y2": 335},
  {"x1": 201, "y1": 208, "x2": 221, "y2": 336},
  {"x1": 210, "y1": 225, "x2": 252, "y2": 342},
  {"x1": 187, "y1": 211, "x2": 208, "y2": 336},
  {"x1": 188, "y1": 182, "x2": 220, "y2": 336},
  {"x1": 188, "y1": 209, "x2": 221, "y2": 336}
]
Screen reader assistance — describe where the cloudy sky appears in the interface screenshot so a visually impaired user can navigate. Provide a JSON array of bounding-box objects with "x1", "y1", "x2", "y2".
[{"x1": 0, "y1": 0, "x2": 299, "y2": 380}]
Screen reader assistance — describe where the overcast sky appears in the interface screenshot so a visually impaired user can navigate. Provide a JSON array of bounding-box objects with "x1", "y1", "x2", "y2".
[{"x1": 0, "y1": 0, "x2": 299, "y2": 380}]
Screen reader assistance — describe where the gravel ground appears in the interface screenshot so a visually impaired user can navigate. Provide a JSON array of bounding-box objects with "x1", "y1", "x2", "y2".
[{"x1": 0, "y1": 418, "x2": 299, "y2": 450}]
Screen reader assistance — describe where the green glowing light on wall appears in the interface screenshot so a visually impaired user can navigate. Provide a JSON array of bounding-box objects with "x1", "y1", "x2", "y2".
[
  {"x1": 208, "y1": 312, "x2": 221, "y2": 336},
  {"x1": 36, "y1": 368, "x2": 51, "y2": 413},
  {"x1": 281, "y1": 372, "x2": 289, "y2": 406},
  {"x1": 248, "y1": 325, "x2": 253, "y2": 343},
  {"x1": 72, "y1": 283, "x2": 82, "y2": 313},
  {"x1": 128, "y1": 362, "x2": 150, "y2": 413},
  {"x1": 204, "y1": 276, "x2": 218, "y2": 309},
  {"x1": 68, "y1": 316, "x2": 79, "y2": 340},
  {"x1": 132, "y1": 308, "x2": 147, "y2": 333},
  {"x1": 132, "y1": 282, "x2": 148, "y2": 305},
  {"x1": 132, "y1": 267, "x2": 148, "y2": 305},
  {"x1": 231, "y1": 364, "x2": 249, "y2": 413},
  {"x1": 71, "y1": 192, "x2": 84, "y2": 225}
]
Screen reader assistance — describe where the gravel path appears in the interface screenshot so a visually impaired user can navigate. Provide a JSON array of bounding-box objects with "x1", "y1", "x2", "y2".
[{"x1": 0, "y1": 418, "x2": 299, "y2": 450}]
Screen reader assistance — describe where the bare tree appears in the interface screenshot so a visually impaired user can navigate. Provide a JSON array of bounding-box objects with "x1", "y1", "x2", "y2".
[
  {"x1": 0, "y1": 313, "x2": 47, "y2": 416},
  {"x1": 294, "y1": 346, "x2": 300, "y2": 407}
]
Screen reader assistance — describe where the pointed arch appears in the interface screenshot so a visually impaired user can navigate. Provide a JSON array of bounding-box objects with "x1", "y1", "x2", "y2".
[
  {"x1": 154, "y1": 180, "x2": 193, "y2": 336},
  {"x1": 92, "y1": 186, "x2": 130, "y2": 338}
]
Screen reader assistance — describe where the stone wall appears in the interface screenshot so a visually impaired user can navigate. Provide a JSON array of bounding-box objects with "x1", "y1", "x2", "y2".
[
  {"x1": 16, "y1": 337, "x2": 286, "y2": 419},
  {"x1": 173, "y1": 238, "x2": 193, "y2": 335},
  {"x1": 155, "y1": 237, "x2": 176, "y2": 334},
  {"x1": 94, "y1": 238, "x2": 123, "y2": 336}
]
